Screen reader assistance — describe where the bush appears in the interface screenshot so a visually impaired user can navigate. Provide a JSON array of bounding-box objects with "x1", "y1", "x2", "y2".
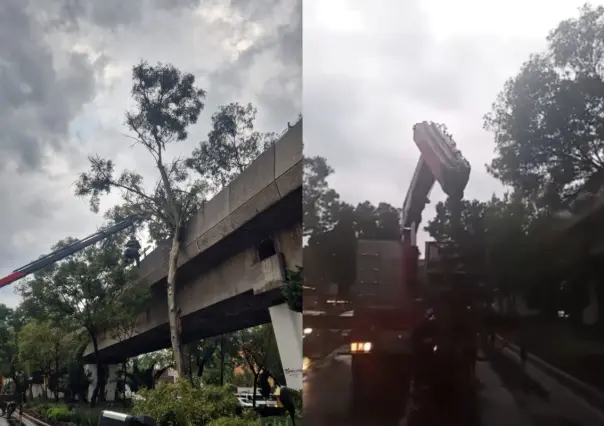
[
  {"x1": 282, "y1": 267, "x2": 302, "y2": 313},
  {"x1": 46, "y1": 404, "x2": 72, "y2": 422},
  {"x1": 208, "y1": 417, "x2": 259, "y2": 426},
  {"x1": 71, "y1": 407, "x2": 106, "y2": 426},
  {"x1": 131, "y1": 379, "x2": 241, "y2": 426},
  {"x1": 241, "y1": 409, "x2": 259, "y2": 421},
  {"x1": 25, "y1": 401, "x2": 50, "y2": 417},
  {"x1": 287, "y1": 388, "x2": 302, "y2": 417}
]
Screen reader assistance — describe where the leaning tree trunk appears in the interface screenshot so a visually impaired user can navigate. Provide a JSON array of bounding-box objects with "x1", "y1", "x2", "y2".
[{"x1": 167, "y1": 231, "x2": 188, "y2": 378}]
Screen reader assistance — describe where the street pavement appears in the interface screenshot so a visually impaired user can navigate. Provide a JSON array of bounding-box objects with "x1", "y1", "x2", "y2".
[
  {"x1": 303, "y1": 351, "x2": 604, "y2": 426},
  {"x1": 303, "y1": 353, "x2": 409, "y2": 426}
]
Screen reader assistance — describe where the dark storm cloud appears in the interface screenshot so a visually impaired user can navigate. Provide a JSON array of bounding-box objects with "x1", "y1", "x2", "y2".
[
  {"x1": 0, "y1": 0, "x2": 205, "y2": 172},
  {"x1": 0, "y1": 0, "x2": 98, "y2": 171}
]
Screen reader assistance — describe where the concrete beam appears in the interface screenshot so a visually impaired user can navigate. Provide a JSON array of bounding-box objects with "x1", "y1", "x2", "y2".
[{"x1": 137, "y1": 118, "x2": 302, "y2": 288}]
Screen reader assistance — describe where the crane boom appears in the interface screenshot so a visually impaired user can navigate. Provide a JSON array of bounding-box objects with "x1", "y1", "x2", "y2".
[
  {"x1": 0, "y1": 216, "x2": 140, "y2": 289},
  {"x1": 402, "y1": 122, "x2": 471, "y2": 232},
  {"x1": 401, "y1": 122, "x2": 471, "y2": 295}
]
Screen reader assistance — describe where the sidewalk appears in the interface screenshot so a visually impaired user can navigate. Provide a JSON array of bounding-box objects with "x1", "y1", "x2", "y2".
[
  {"x1": 501, "y1": 344, "x2": 604, "y2": 425},
  {"x1": 477, "y1": 360, "x2": 533, "y2": 426}
]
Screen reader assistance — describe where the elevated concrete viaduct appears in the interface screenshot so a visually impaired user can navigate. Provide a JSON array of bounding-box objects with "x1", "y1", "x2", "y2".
[{"x1": 83, "y1": 119, "x2": 303, "y2": 395}]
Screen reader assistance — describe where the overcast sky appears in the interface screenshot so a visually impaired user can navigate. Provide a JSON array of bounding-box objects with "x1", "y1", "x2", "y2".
[
  {"x1": 304, "y1": 0, "x2": 598, "y2": 250},
  {"x1": 2, "y1": 0, "x2": 599, "y2": 309},
  {"x1": 0, "y1": 0, "x2": 301, "y2": 308}
]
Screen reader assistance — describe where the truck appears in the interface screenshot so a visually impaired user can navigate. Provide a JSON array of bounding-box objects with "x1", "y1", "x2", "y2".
[{"x1": 348, "y1": 122, "x2": 471, "y2": 406}]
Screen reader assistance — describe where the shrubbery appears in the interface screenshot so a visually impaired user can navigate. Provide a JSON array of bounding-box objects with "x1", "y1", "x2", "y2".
[
  {"x1": 46, "y1": 404, "x2": 72, "y2": 422},
  {"x1": 208, "y1": 417, "x2": 259, "y2": 426},
  {"x1": 25, "y1": 401, "x2": 107, "y2": 426},
  {"x1": 24, "y1": 381, "x2": 303, "y2": 426},
  {"x1": 131, "y1": 379, "x2": 243, "y2": 426}
]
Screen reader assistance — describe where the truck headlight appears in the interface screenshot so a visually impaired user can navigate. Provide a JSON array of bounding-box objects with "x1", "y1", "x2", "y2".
[{"x1": 351, "y1": 341, "x2": 372, "y2": 353}]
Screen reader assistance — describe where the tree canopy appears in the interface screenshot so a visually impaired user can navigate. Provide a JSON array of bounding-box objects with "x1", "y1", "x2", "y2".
[
  {"x1": 18, "y1": 234, "x2": 147, "y2": 405},
  {"x1": 485, "y1": 4, "x2": 604, "y2": 209},
  {"x1": 186, "y1": 102, "x2": 277, "y2": 192}
]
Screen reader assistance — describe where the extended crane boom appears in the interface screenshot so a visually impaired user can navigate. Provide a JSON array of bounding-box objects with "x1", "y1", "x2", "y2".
[
  {"x1": 401, "y1": 122, "x2": 471, "y2": 294},
  {"x1": 0, "y1": 215, "x2": 140, "y2": 289},
  {"x1": 346, "y1": 122, "x2": 472, "y2": 408}
]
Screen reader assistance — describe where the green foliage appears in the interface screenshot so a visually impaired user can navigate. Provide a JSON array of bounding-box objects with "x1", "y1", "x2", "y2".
[
  {"x1": 0, "y1": 304, "x2": 16, "y2": 377},
  {"x1": 282, "y1": 267, "x2": 303, "y2": 313},
  {"x1": 237, "y1": 325, "x2": 285, "y2": 386},
  {"x1": 187, "y1": 102, "x2": 277, "y2": 192},
  {"x1": 74, "y1": 60, "x2": 208, "y2": 244},
  {"x1": 74, "y1": 61, "x2": 211, "y2": 381},
  {"x1": 188, "y1": 333, "x2": 244, "y2": 386},
  {"x1": 46, "y1": 404, "x2": 71, "y2": 422},
  {"x1": 208, "y1": 417, "x2": 259, "y2": 426},
  {"x1": 18, "y1": 236, "x2": 148, "y2": 405},
  {"x1": 425, "y1": 194, "x2": 537, "y2": 282},
  {"x1": 303, "y1": 156, "x2": 341, "y2": 236},
  {"x1": 304, "y1": 168, "x2": 401, "y2": 295},
  {"x1": 485, "y1": 4, "x2": 604, "y2": 208},
  {"x1": 18, "y1": 320, "x2": 74, "y2": 374},
  {"x1": 26, "y1": 402, "x2": 106, "y2": 426},
  {"x1": 19, "y1": 237, "x2": 144, "y2": 335},
  {"x1": 66, "y1": 339, "x2": 92, "y2": 403},
  {"x1": 131, "y1": 380, "x2": 240, "y2": 426},
  {"x1": 0, "y1": 305, "x2": 29, "y2": 393},
  {"x1": 70, "y1": 407, "x2": 106, "y2": 426},
  {"x1": 136, "y1": 349, "x2": 174, "y2": 371},
  {"x1": 126, "y1": 359, "x2": 172, "y2": 392},
  {"x1": 286, "y1": 388, "x2": 302, "y2": 416}
]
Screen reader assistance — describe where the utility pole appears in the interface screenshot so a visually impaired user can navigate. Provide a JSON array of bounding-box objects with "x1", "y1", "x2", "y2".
[{"x1": 220, "y1": 334, "x2": 225, "y2": 386}]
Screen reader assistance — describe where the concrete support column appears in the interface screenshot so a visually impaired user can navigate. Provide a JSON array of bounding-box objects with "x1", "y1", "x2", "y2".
[
  {"x1": 85, "y1": 364, "x2": 97, "y2": 403},
  {"x1": 85, "y1": 364, "x2": 120, "y2": 402},
  {"x1": 105, "y1": 364, "x2": 120, "y2": 401},
  {"x1": 269, "y1": 303, "x2": 303, "y2": 390}
]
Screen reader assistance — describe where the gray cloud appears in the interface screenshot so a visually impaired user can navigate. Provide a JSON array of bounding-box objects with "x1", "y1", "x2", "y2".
[
  {"x1": 207, "y1": 0, "x2": 302, "y2": 131},
  {"x1": 303, "y1": 0, "x2": 586, "y2": 251},
  {"x1": 0, "y1": 0, "x2": 97, "y2": 171},
  {"x1": 0, "y1": 0, "x2": 301, "y2": 307}
]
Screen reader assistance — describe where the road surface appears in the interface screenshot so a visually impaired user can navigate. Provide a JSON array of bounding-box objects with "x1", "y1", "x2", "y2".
[
  {"x1": 304, "y1": 353, "x2": 408, "y2": 425},
  {"x1": 303, "y1": 352, "x2": 604, "y2": 425}
]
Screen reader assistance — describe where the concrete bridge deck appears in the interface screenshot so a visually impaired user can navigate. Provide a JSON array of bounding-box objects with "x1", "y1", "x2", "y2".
[{"x1": 84, "y1": 119, "x2": 302, "y2": 363}]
